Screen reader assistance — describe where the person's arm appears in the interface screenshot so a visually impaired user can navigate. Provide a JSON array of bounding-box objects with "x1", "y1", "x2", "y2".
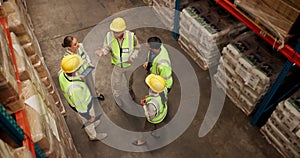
[
  {"x1": 80, "y1": 43, "x2": 92, "y2": 63},
  {"x1": 158, "y1": 64, "x2": 172, "y2": 88},
  {"x1": 140, "y1": 98, "x2": 156, "y2": 120},
  {"x1": 102, "y1": 36, "x2": 111, "y2": 56},
  {"x1": 96, "y1": 32, "x2": 111, "y2": 56},
  {"x1": 130, "y1": 34, "x2": 140, "y2": 61}
]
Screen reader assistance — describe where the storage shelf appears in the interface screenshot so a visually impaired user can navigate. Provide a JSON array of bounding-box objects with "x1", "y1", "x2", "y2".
[
  {"x1": 0, "y1": 16, "x2": 36, "y2": 158},
  {"x1": 215, "y1": 0, "x2": 300, "y2": 67}
]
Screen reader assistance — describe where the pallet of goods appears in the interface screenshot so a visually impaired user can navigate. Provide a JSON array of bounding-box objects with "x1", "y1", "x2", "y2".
[
  {"x1": 260, "y1": 90, "x2": 300, "y2": 158},
  {"x1": 178, "y1": 0, "x2": 247, "y2": 70},
  {"x1": 214, "y1": 31, "x2": 285, "y2": 115}
]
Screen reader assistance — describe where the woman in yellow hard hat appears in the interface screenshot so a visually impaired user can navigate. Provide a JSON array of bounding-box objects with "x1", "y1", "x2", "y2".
[
  {"x1": 132, "y1": 74, "x2": 168, "y2": 146},
  {"x1": 95, "y1": 17, "x2": 140, "y2": 105},
  {"x1": 58, "y1": 54, "x2": 108, "y2": 141}
]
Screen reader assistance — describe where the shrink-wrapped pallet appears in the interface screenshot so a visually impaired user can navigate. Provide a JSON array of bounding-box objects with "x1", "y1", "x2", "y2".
[
  {"x1": 179, "y1": 1, "x2": 247, "y2": 70},
  {"x1": 215, "y1": 31, "x2": 285, "y2": 115},
  {"x1": 10, "y1": 32, "x2": 32, "y2": 81},
  {"x1": 0, "y1": 25, "x2": 15, "y2": 83},
  {"x1": 261, "y1": 92, "x2": 300, "y2": 158}
]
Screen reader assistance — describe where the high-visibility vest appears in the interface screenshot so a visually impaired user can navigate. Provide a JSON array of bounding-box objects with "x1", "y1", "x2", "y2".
[
  {"x1": 58, "y1": 72, "x2": 92, "y2": 113},
  {"x1": 64, "y1": 43, "x2": 89, "y2": 74},
  {"x1": 106, "y1": 30, "x2": 135, "y2": 68},
  {"x1": 145, "y1": 89, "x2": 168, "y2": 124},
  {"x1": 149, "y1": 45, "x2": 173, "y2": 88}
]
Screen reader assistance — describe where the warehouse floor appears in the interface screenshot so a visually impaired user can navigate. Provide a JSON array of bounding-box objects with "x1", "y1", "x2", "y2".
[{"x1": 26, "y1": 0, "x2": 282, "y2": 157}]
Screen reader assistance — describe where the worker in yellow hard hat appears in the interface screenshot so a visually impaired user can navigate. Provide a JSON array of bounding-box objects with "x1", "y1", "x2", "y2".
[
  {"x1": 132, "y1": 74, "x2": 168, "y2": 146},
  {"x1": 58, "y1": 54, "x2": 107, "y2": 141},
  {"x1": 96, "y1": 17, "x2": 140, "y2": 105},
  {"x1": 62, "y1": 36, "x2": 105, "y2": 101}
]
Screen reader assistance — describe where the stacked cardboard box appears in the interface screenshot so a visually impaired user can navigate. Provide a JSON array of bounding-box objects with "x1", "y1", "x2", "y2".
[
  {"x1": 0, "y1": 24, "x2": 24, "y2": 113},
  {"x1": 214, "y1": 32, "x2": 285, "y2": 115},
  {"x1": 235, "y1": 0, "x2": 300, "y2": 42},
  {"x1": 178, "y1": 1, "x2": 247, "y2": 70},
  {"x1": 0, "y1": 1, "x2": 81, "y2": 157},
  {"x1": 2, "y1": 1, "x2": 65, "y2": 114},
  {"x1": 260, "y1": 90, "x2": 300, "y2": 158}
]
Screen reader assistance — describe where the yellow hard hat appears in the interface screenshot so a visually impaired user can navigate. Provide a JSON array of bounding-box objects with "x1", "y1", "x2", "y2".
[
  {"x1": 110, "y1": 17, "x2": 126, "y2": 32},
  {"x1": 145, "y1": 74, "x2": 166, "y2": 93},
  {"x1": 61, "y1": 55, "x2": 83, "y2": 73}
]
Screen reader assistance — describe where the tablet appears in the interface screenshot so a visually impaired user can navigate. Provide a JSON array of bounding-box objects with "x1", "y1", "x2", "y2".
[{"x1": 81, "y1": 66, "x2": 95, "y2": 77}]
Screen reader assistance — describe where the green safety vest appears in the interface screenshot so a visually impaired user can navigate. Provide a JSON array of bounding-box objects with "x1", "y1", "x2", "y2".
[
  {"x1": 149, "y1": 45, "x2": 173, "y2": 88},
  {"x1": 58, "y1": 71, "x2": 91, "y2": 113},
  {"x1": 145, "y1": 89, "x2": 168, "y2": 124},
  {"x1": 64, "y1": 43, "x2": 89, "y2": 74},
  {"x1": 106, "y1": 30, "x2": 135, "y2": 68}
]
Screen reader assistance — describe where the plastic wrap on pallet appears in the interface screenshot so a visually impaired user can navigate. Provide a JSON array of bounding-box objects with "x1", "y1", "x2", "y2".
[
  {"x1": 179, "y1": 1, "x2": 247, "y2": 70},
  {"x1": 152, "y1": 0, "x2": 174, "y2": 30},
  {"x1": 3, "y1": 0, "x2": 66, "y2": 114},
  {"x1": 0, "y1": 25, "x2": 15, "y2": 83},
  {"x1": 215, "y1": 31, "x2": 288, "y2": 115},
  {"x1": 234, "y1": 0, "x2": 300, "y2": 42},
  {"x1": 261, "y1": 89, "x2": 300, "y2": 158}
]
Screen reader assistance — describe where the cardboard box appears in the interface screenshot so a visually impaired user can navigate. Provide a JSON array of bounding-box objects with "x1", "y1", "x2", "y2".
[{"x1": 236, "y1": 0, "x2": 300, "y2": 35}]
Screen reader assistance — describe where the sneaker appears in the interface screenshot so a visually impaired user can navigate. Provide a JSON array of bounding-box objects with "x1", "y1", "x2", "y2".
[
  {"x1": 91, "y1": 133, "x2": 107, "y2": 141},
  {"x1": 132, "y1": 140, "x2": 146, "y2": 146},
  {"x1": 97, "y1": 94, "x2": 105, "y2": 101}
]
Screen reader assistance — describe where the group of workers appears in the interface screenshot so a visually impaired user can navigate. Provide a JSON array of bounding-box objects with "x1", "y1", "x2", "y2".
[{"x1": 58, "y1": 17, "x2": 173, "y2": 145}]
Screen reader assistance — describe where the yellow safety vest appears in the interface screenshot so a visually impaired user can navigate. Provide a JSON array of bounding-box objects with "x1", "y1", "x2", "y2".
[
  {"x1": 58, "y1": 71, "x2": 91, "y2": 113},
  {"x1": 106, "y1": 30, "x2": 135, "y2": 68},
  {"x1": 145, "y1": 89, "x2": 168, "y2": 124},
  {"x1": 149, "y1": 45, "x2": 173, "y2": 88}
]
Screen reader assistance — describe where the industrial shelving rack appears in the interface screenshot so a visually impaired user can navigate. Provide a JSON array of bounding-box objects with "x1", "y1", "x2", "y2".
[
  {"x1": 173, "y1": 0, "x2": 300, "y2": 125},
  {"x1": 0, "y1": 16, "x2": 40, "y2": 157},
  {"x1": 213, "y1": 0, "x2": 300, "y2": 126}
]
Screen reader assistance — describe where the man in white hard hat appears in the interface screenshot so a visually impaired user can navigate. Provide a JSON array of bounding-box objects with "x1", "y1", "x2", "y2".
[
  {"x1": 58, "y1": 54, "x2": 107, "y2": 141},
  {"x1": 96, "y1": 17, "x2": 140, "y2": 105},
  {"x1": 132, "y1": 74, "x2": 168, "y2": 146}
]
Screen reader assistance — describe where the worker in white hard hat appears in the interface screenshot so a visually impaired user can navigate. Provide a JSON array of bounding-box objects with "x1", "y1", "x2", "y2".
[
  {"x1": 132, "y1": 74, "x2": 168, "y2": 146},
  {"x1": 58, "y1": 54, "x2": 107, "y2": 141},
  {"x1": 96, "y1": 17, "x2": 140, "y2": 105},
  {"x1": 62, "y1": 36, "x2": 105, "y2": 101}
]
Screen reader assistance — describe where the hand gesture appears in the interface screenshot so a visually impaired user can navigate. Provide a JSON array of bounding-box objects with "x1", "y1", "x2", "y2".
[
  {"x1": 95, "y1": 48, "x2": 103, "y2": 57},
  {"x1": 143, "y1": 62, "x2": 148, "y2": 70},
  {"x1": 140, "y1": 99, "x2": 146, "y2": 106}
]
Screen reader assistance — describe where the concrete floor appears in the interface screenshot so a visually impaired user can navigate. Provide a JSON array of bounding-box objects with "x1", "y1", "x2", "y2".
[{"x1": 26, "y1": 0, "x2": 282, "y2": 157}]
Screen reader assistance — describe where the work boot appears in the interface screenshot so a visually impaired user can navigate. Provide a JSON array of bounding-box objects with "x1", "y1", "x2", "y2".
[
  {"x1": 97, "y1": 94, "x2": 105, "y2": 101},
  {"x1": 91, "y1": 133, "x2": 108, "y2": 141}
]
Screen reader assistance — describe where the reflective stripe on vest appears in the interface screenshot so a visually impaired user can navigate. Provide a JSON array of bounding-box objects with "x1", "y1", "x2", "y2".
[
  {"x1": 58, "y1": 72, "x2": 91, "y2": 113},
  {"x1": 106, "y1": 30, "x2": 134, "y2": 68},
  {"x1": 145, "y1": 90, "x2": 168, "y2": 124}
]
